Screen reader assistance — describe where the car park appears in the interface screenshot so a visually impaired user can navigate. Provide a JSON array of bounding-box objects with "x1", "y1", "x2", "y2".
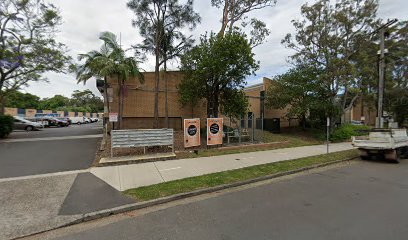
[{"x1": 13, "y1": 116, "x2": 44, "y2": 131}]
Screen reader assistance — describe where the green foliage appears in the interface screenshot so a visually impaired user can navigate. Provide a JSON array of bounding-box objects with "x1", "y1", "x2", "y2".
[
  {"x1": 38, "y1": 95, "x2": 69, "y2": 110},
  {"x1": 265, "y1": 66, "x2": 328, "y2": 126},
  {"x1": 75, "y1": 31, "x2": 143, "y2": 128},
  {"x1": 4, "y1": 89, "x2": 104, "y2": 112},
  {"x1": 330, "y1": 124, "x2": 371, "y2": 142},
  {"x1": 212, "y1": 0, "x2": 275, "y2": 47},
  {"x1": 3, "y1": 90, "x2": 40, "y2": 109},
  {"x1": 0, "y1": 115, "x2": 14, "y2": 138},
  {"x1": 383, "y1": 21, "x2": 408, "y2": 124},
  {"x1": 282, "y1": 0, "x2": 379, "y2": 118},
  {"x1": 179, "y1": 32, "x2": 258, "y2": 117},
  {"x1": 0, "y1": 0, "x2": 71, "y2": 113}
]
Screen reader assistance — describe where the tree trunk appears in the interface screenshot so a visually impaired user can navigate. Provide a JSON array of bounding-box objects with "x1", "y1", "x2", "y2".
[
  {"x1": 164, "y1": 59, "x2": 169, "y2": 128},
  {"x1": 218, "y1": 0, "x2": 229, "y2": 37}
]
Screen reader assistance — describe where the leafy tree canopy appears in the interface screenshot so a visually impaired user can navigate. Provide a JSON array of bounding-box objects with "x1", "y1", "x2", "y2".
[
  {"x1": 0, "y1": 0, "x2": 71, "y2": 113},
  {"x1": 179, "y1": 31, "x2": 258, "y2": 118}
]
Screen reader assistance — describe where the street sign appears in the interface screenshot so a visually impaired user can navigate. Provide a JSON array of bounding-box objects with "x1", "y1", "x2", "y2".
[{"x1": 109, "y1": 112, "x2": 118, "y2": 122}]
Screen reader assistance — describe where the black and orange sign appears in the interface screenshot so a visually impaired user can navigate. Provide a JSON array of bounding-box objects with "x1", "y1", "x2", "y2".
[
  {"x1": 207, "y1": 118, "x2": 223, "y2": 145},
  {"x1": 184, "y1": 118, "x2": 200, "y2": 148}
]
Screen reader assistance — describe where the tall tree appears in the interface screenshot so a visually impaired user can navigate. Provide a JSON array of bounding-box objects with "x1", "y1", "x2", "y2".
[
  {"x1": 212, "y1": 0, "x2": 275, "y2": 46},
  {"x1": 127, "y1": 0, "x2": 200, "y2": 128},
  {"x1": 75, "y1": 32, "x2": 143, "y2": 129},
  {"x1": 282, "y1": 0, "x2": 379, "y2": 124},
  {"x1": 179, "y1": 32, "x2": 258, "y2": 118},
  {"x1": 0, "y1": 0, "x2": 71, "y2": 114}
]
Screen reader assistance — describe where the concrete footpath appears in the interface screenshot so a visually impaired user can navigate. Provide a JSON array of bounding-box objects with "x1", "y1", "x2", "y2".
[
  {"x1": 0, "y1": 142, "x2": 352, "y2": 240},
  {"x1": 91, "y1": 142, "x2": 353, "y2": 191}
]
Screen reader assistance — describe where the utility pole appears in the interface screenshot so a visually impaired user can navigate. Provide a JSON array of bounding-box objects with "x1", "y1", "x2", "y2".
[
  {"x1": 375, "y1": 19, "x2": 398, "y2": 128},
  {"x1": 377, "y1": 28, "x2": 385, "y2": 128}
]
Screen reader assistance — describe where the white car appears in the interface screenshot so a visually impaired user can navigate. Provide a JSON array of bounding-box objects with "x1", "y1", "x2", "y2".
[
  {"x1": 90, "y1": 117, "x2": 99, "y2": 122},
  {"x1": 69, "y1": 117, "x2": 85, "y2": 125},
  {"x1": 84, "y1": 117, "x2": 91, "y2": 123}
]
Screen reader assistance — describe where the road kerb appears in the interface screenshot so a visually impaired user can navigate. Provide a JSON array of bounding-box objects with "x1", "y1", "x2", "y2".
[{"x1": 23, "y1": 156, "x2": 358, "y2": 239}]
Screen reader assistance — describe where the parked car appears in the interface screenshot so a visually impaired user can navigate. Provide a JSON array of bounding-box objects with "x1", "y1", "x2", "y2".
[
  {"x1": 69, "y1": 117, "x2": 85, "y2": 125},
  {"x1": 58, "y1": 117, "x2": 71, "y2": 125},
  {"x1": 84, "y1": 117, "x2": 91, "y2": 123},
  {"x1": 90, "y1": 117, "x2": 99, "y2": 123},
  {"x1": 13, "y1": 116, "x2": 44, "y2": 131},
  {"x1": 30, "y1": 117, "x2": 68, "y2": 127}
]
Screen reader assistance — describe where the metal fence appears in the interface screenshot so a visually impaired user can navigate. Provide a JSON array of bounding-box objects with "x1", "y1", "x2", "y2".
[
  {"x1": 223, "y1": 113, "x2": 264, "y2": 145},
  {"x1": 111, "y1": 129, "x2": 174, "y2": 157}
]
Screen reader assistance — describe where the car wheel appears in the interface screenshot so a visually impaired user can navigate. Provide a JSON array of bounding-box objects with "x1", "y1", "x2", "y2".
[
  {"x1": 77, "y1": 122, "x2": 81, "y2": 125},
  {"x1": 25, "y1": 126, "x2": 34, "y2": 131}
]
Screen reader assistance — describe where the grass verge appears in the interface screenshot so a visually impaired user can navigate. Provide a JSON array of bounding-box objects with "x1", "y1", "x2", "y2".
[{"x1": 124, "y1": 149, "x2": 359, "y2": 201}]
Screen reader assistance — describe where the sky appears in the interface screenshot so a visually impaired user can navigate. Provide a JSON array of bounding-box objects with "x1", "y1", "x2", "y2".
[{"x1": 21, "y1": 0, "x2": 408, "y2": 99}]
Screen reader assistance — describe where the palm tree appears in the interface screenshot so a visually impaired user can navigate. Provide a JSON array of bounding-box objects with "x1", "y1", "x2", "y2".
[{"x1": 75, "y1": 31, "x2": 144, "y2": 129}]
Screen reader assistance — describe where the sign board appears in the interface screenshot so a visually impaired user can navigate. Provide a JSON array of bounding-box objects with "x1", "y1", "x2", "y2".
[
  {"x1": 207, "y1": 118, "x2": 223, "y2": 145},
  {"x1": 184, "y1": 118, "x2": 200, "y2": 148},
  {"x1": 109, "y1": 112, "x2": 118, "y2": 122}
]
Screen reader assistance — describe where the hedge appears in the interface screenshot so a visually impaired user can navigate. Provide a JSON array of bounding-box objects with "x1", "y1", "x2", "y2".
[
  {"x1": 330, "y1": 124, "x2": 370, "y2": 142},
  {"x1": 0, "y1": 115, "x2": 14, "y2": 138}
]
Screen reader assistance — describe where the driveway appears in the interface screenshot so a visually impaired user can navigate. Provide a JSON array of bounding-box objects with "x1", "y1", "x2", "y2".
[{"x1": 0, "y1": 123, "x2": 102, "y2": 178}]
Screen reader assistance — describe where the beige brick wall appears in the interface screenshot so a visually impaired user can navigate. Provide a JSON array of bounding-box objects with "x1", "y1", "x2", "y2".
[{"x1": 107, "y1": 71, "x2": 207, "y2": 127}]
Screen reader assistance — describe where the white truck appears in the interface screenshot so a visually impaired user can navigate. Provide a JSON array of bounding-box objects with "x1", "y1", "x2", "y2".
[{"x1": 352, "y1": 128, "x2": 408, "y2": 162}]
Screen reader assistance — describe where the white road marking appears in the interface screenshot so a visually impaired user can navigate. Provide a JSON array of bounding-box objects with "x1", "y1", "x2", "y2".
[
  {"x1": 161, "y1": 167, "x2": 182, "y2": 171},
  {"x1": 0, "y1": 134, "x2": 103, "y2": 143}
]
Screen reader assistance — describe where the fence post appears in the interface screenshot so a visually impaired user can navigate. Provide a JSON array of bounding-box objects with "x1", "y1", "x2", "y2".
[
  {"x1": 251, "y1": 113, "x2": 256, "y2": 143},
  {"x1": 262, "y1": 113, "x2": 264, "y2": 143}
]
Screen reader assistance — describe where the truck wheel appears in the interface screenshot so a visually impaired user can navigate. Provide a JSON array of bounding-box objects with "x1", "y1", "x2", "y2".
[
  {"x1": 384, "y1": 149, "x2": 400, "y2": 163},
  {"x1": 359, "y1": 149, "x2": 371, "y2": 160}
]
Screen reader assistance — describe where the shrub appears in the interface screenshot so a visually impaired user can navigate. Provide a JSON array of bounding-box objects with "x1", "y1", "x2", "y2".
[
  {"x1": 0, "y1": 115, "x2": 14, "y2": 138},
  {"x1": 330, "y1": 124, "x2": 370, "y2": 142}
]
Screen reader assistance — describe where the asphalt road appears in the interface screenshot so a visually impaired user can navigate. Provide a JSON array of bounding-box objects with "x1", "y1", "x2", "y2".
[
  {"x1": 44, "y1": 159, "x2": 408, "y2": 240},
  {"x1": 0, "y1": 123, "x2": 102, "y2": 178}
]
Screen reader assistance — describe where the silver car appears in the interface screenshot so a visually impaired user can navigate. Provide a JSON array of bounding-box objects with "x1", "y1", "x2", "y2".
[{"x1": 13, "y1": 116, "x2": 44, "y2": 131}]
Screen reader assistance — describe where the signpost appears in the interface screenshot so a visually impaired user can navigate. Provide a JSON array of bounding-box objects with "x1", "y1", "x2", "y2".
[
  {"x1": 207, "y1": 118, "x2": 223, "y2": 146},
  {"x1": 109, "y1": 112, "x2": 118, "y2": 122},
  {"x1": 184, "y1": 118, "x2": 200, "y2": 148},
  {"x1": 326, "y1": 117, "x2": 330, "y2": 154}
]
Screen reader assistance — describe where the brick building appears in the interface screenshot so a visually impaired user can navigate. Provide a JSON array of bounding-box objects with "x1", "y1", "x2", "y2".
[
  {"x1": 105, "y1": 71, "x2": 206, "y2": 130},
  {"x1": 244, "y1": 77, "x2": 299, "y2": 128},
  {"x1": 103, "y1": 72, "x2": 299, "y2": 130}
]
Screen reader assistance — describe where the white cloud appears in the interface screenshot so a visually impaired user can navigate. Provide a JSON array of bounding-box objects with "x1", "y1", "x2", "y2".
[{"x1": 22, "y1": 0, "x2": 408, "y2": 98}]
